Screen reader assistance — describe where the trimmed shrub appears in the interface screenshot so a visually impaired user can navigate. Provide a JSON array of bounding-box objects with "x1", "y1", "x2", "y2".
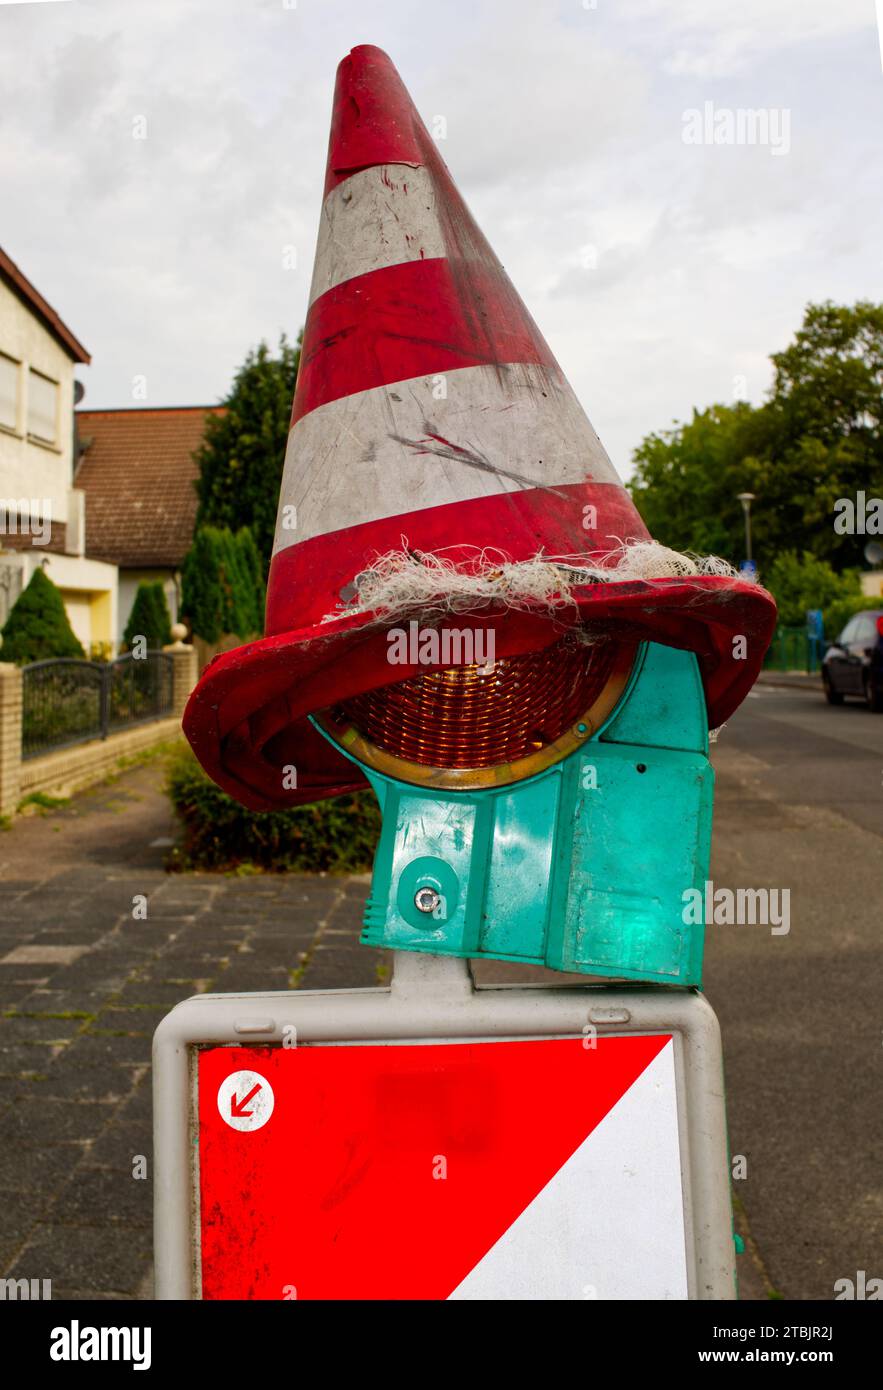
[
  {"x1": 0, "y1": 568, "x2": 85, "y2": 664},
  {"x1": 237, "y1": 526, "x2": 266, "y2": 633},
  {"x1": 181, "y1": 528, "x2": 225, "y2": 642},
  {"x1": 165, "y1": 743, "x2": 380, "y2": 873},
  {"x1": 181, "y1": 525, "x2": 264, "y2": 642},
  {"x1": 123, "y1": 581, "x2": 172, "y2": 651}
]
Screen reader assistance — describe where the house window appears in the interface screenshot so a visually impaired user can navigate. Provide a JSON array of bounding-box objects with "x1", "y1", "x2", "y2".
[
  {"x1": 28, "y1": 369, "x2": 59, "y2": 445},
  {"x1": 0, "y1": 353, "x2": 19, "y2": 432}
]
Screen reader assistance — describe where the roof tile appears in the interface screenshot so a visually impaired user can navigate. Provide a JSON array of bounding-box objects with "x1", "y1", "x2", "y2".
[{"x1": 75, "y1": 406, "x2": 225, "y2": 568}]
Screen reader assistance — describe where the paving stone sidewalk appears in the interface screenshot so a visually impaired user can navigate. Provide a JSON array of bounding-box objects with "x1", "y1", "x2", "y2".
[{"x1": 0, "y1": 755, "x2": 381, "y2": 1299}]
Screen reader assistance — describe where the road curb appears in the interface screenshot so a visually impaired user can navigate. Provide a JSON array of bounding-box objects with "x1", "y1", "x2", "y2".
[{"x1": 755, "y1": 673, "x2": 821, "y2": 693}]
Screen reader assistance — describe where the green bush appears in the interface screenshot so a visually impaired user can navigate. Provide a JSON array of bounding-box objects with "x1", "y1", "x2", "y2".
[
  {"x1": 180, "y1": 525, "x2": 264, "y2": 642},
  {"x1": 824, "y1": 592, "x2": 876, "y2": 641},
  {"x1": 0, "y1": 568, "x2": 85, "y2": 664},
  {"x1": 180, "y1": 528, "x2": 224, "y2": 642},
  {"x1": 237, "y1": 526, "x2": 266, "y2": 632},
  {"x1": 764, "y1": 550, "x2": 864, "y2": 634},
  {"x1": 165, "y1": 743, "x2": 380, "y2": 872},
  {"x1": 123, "y1": 581, "x2": 172, "y2": 651}
]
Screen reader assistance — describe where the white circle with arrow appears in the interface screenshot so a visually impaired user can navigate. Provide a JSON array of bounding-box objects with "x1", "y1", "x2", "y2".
[{"x1": 217, "y1": 1070, "x2": 275, "y2": 1132}]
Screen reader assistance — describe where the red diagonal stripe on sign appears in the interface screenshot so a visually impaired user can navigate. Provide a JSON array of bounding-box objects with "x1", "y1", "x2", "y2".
[
  {"x1": 198, "y1": 1035, "x2": 671, "y2": 1300},
  {"x1": 290, "y1": 258, "x2": 557, "y2": 427}
]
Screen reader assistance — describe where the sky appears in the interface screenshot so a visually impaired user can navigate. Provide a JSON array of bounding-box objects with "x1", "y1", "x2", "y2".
[{"x1": 0, "y1": 0, "x2": 880, "y2": 478}]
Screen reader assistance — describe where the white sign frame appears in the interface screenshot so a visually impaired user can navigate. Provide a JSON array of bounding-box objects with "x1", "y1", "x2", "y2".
[{"x1": 153, "y1": 953, "x2": 736, "y2": 1300}]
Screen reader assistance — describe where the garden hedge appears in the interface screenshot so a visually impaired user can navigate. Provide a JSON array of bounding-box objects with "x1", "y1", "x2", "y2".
[{"x1": 166, "y1": 743, "x2": 380, "y2": 872}]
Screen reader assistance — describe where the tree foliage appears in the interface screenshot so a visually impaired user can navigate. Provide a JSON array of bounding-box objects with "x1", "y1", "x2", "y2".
[
  {"x1": 0, "y1": 567, "x2": 85, "y2": 664},
  {"x1": 193, "y1": 335, "x2": 300, "y2": 572},
  {"x1": 628, "y1": 301, "x2": 883, "y2": 575},
  {"x1": 180, "y1": 525, "x2": 264, "y2": 643},
  {"x1": 123, "y1": 581, "x2": 172, "y2": 651},
  {"x1": 762, "y1": 551, "x2": 865, "y2": 634}
]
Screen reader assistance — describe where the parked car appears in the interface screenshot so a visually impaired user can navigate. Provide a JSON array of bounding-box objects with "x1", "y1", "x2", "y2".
[{"x1": 821, "y1": 609, "x2": 883, "y2": 710}]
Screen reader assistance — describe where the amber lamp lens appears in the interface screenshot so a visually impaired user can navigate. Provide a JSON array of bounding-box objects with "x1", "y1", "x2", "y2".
[{"x1": 328, "y1": 637, "x2": 618, "y2": 770}]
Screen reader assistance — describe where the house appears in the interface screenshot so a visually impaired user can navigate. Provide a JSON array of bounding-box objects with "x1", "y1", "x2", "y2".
[
  {"x1": 0, "y1": 245, "x2": 119, "y2": 653},
  {"x1": 74, "y1": 405, "x2": 225, "y2": 645}
]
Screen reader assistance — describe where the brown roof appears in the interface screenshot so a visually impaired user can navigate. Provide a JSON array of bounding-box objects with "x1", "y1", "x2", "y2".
[
  {"x1": 0, "y1": 246, "x2": 91, "y2": 364},
  {"x1": 75, "y1": 406, "x2": 224, "y2": 568}
]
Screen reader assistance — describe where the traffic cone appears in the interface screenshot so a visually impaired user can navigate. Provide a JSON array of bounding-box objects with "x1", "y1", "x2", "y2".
[{"x1": 184, "y1": 44, "x2": 775, "y2": 811}]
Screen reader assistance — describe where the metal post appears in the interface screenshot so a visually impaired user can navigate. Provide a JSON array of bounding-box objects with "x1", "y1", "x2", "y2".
[
  {"x1": 99, "y1": 663, "x2": 110, "y2": 740},
  {"x1": 737, "y1": 491, "x2": 755, "y2": 564}
]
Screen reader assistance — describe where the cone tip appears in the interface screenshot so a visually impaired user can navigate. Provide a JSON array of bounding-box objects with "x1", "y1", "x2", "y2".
[
  {"x1": 325, "y1": 44, "x2": 423, "y2": 197},
  {"x1": 341, "y1": 43, "x2": 396, "y2": 66}
]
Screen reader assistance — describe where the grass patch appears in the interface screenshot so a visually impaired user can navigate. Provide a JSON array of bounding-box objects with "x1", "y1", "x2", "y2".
[
  {"x1": 3, "y1": 1009, "x2": 96, "y2": 1021},
  {"x1": 114, "y1": 739, "x2": 180, "y2": 775},
  {"x1": 17, "y1": 791, "x2": 70, "y2": 813},
  {"x1": 85, "y1": 1026, "x2": 151, "y2": 1038}
]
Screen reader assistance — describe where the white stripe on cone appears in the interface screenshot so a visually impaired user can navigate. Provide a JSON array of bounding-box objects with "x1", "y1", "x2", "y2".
[
  {"x1": 274, "y1": 363, "x2": 621, "y2": 554},
  {"x1": 308, "y1": 165, "x2": 445, "y2": 306},
  {"x1": 448, "y1": 1042, "x2": 689, "y2": 1301}
]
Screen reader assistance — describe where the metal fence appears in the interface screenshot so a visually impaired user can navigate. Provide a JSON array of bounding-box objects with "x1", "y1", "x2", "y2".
[
  {"x1": 762, "y1": 626, "x2": 823, "y2": 675},
  {"x1": 21, "y1": 652, "x2": 174, "y2": 760}
]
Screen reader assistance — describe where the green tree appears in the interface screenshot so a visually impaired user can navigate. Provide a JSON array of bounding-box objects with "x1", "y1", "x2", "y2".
[
  {"x1": 181, "y1": 528, "x2": 225, "y2": 643},
  {"x1": 194, "y1": 335, "x2": 300, "y2": 571},
  {"x1": 628, "y1": 301, "x2": 883, "y2": 573},
  {"x1": 218, "y1": 529, "x2": 256, "y2": 638},
  {"x1": 181, "y1": 525, "x2": 264, "y2": 642},
  {"x1": 238, "y1": 526, "x2": 266, "y2": 633},
  {"x1": 763, "y1": 551, "x2": 864, "y2": 634},
  {"x1": 629, "y1": 403, "x2": 758, "y2": 559},
  {"x1": 0, "y1": 567, "x2": 85, "y2": 664},
  {"x1": 123, "y1": 581, "x2": 172, "y2": 651}
]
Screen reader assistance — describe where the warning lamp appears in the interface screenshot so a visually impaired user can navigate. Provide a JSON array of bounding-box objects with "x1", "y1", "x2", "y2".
[
  {"x1": 318, "y1": 636, "x2": 630, "y2": 788},
  {"x1": 313, "y1": 637, "x2": 715, "y2": 985}
]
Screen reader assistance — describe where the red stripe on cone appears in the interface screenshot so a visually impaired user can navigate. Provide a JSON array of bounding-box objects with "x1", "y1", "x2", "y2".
[
  {"x1": 268, "y1": 483, "x2": 646, "y2": 633},
  {"x1": 325, "y1": 45, "x2": 426, "y2": 196},
  {"x1": 291, "y1": 258, "x2": 558, "y2": 426}
]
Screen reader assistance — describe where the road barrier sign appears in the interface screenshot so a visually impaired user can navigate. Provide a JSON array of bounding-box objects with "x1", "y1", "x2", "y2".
[{"x1": 154, "y1": 954, "x2": 736, "y2": 1300}]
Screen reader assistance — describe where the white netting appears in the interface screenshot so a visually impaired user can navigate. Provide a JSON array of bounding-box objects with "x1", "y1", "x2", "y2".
[{"x1": 323, "y1": 539, "x2": 751, "y2": 625}]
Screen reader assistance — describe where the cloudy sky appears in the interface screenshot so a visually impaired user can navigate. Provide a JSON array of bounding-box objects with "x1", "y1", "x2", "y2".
[{"x1": 1, "y1": 0, "x2": 880, "y2": 477}]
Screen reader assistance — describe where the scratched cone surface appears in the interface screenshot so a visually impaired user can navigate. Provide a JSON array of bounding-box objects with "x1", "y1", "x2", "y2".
[{"x1": 184, "y1": 44, "x2": 775, "y2": 811}]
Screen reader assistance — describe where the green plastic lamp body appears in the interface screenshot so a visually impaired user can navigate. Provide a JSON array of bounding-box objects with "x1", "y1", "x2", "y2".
[{"x1": 312, "y1": 641, "x2": 714, "y2": 986}]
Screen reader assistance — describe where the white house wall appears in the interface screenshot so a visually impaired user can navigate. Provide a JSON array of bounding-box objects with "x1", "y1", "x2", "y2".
[{"x1": 0, "y1": 277, "x2": 77, "y2": 534}]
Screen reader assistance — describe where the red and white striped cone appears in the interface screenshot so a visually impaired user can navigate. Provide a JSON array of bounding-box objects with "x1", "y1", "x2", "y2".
[{"x1": 184, "y1": 45, "x2": 775, "y2": 811}]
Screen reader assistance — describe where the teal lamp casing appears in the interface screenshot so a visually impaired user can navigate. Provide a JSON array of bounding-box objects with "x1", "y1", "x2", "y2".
[{"x1": 312, "y1": 641, "x2": 713, "y2": 986}]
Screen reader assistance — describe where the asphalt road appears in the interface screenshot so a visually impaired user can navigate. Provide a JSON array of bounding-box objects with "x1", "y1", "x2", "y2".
[{"x1": 705, "y1": 682, "x2": 883, "y2": 1300}]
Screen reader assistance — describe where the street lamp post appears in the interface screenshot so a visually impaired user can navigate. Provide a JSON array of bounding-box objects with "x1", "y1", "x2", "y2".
[{"x1": 737, "y1": 492, "x2": 755, "y2": 566}]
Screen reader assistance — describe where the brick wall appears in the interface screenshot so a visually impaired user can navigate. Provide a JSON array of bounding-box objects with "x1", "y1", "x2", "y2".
[{"x1": 0, "y1": 661, "x2": 22, "y2": 817}]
